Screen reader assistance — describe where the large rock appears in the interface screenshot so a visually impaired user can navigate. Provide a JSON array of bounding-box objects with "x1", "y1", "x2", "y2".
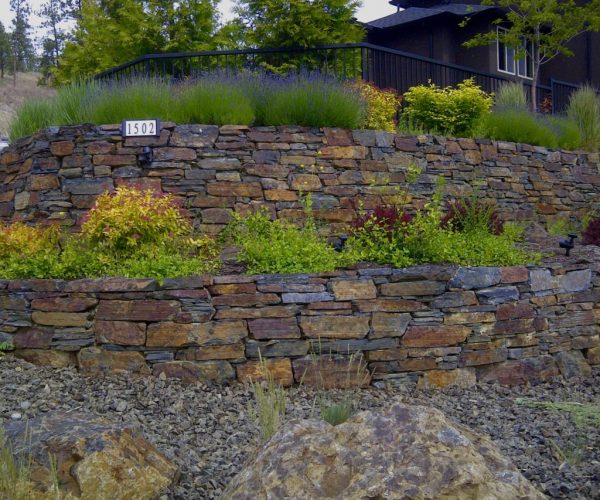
[
  {"x1": 224, "y1": 403, "x2": 545, "y2": 499},
  {"x1": 3, "y1": 412, "x2": 178, "y2": 499}
]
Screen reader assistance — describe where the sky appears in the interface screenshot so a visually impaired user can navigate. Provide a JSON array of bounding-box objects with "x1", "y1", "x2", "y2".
[{"x1": 0, "y1": 0, "x2": 397, "y2": 38}]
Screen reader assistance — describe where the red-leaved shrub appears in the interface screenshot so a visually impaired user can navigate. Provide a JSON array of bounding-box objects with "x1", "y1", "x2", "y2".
[
  {"x1": 353, "y1": 206, "x2": 414, "y2": 233},
  {"x1": 441, "y1": 199, "x2": 504, "y2": 235},
  {"x1": 582, "y1": 217, "x2": 600, "y2": 245}
]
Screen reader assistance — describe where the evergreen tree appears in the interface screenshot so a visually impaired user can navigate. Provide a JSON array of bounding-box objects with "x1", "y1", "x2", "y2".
[
  {"x1": 233, "y1": 0, "x2": 364, "y2": 49},
  {"x1": 38, "y1": 0, "x2": 68, "y2": 79},
  {"x1": 0, "y1": 22, "x2": 11, "y2": 78},
  {"x1": 10, "y1": 0, "x2": 35, "y2": 72},
  {"x1": 145, "y1": 0, "x2": 219, "y2": 52}
]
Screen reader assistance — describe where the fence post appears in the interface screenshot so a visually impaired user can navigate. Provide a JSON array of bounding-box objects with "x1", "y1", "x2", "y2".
[{"x1": 361, "y1": 46, "x2": 368, "y2": 82}]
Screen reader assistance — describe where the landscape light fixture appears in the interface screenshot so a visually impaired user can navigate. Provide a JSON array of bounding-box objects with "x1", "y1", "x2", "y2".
[{"x1": 559, "y1": 234, "x2": 577, "y2": 256}]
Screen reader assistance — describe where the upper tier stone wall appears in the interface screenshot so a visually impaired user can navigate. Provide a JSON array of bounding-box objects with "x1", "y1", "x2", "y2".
[{"x1": 1, "y1": 124, "x2": 599, "y2": 232}]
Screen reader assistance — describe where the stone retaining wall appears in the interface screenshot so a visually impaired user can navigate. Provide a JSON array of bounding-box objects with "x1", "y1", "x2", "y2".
[
  {"x1": 1, "y1": 124, "x2": 599, "y2": 232},
  {"x1": 2, "y1": 263, "x2": 598, "y2": 388}
]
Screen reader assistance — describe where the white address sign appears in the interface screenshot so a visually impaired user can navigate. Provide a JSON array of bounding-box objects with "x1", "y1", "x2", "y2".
[{"x1": 121, "y1": 119, "x2": 160, "y2": 137}]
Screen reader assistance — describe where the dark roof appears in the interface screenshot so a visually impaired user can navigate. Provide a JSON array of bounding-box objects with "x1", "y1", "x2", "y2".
[{"x1": 366, "y1": 3, "x2": 493, "y2": 30}]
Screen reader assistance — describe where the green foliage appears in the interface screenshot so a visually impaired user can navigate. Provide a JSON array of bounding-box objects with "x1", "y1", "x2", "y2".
[
  {"x1": 261, "y1": 75, "x2": 363, "y2": 129},
  {"x1": 480, "y1": 110, "x2": 559, "y2": 148},
  {"x1": 495, "y1": 82, "x2": 528, "y2": 111},
  {"x1": 321, "y1": 400, "x2": 353, "y2": 426},
  {"x1": 463, "y1": 0, "x2": 600, "y2": 109},
  {"x1": 86, "y1": 79, "x2": 174, "y2": 125},
  {"x1": 401, "y1": 79, "x2": 493, "y2": 137},
  {"x1": 248, "y1": 355, "x2": 288, "y2": 441},
  {"x1": 223, "y1": 203, "x2": 355, "y2": 274},
  {"x1": 234, "y1": 0, "x2": 364, "y2": 50},
  {"x1": 9, "y1": 74, "x2": 368, "y2": 141},
  {"x1": 0, "y1": 187, "x2": 220, "y2": 280},
  {"x1": 0, "y1": 341, "x2": 14, "y2": 353},
  {"x1": 567, "y1": 85, "x2": 600, "y2": 152},
  {"x1": 8, "y1": 100, "x2": 55, "y2": 142},
  {"x1": 347, "y1": 184, "x2": 540, "y2": 268},
  {"x1": 175, "y1": 80, "x2": 255, "y2": 125},
  {"x1": 516, "y1": 398, "x2": 600, "y2": 428},
  {"x1": 546, "y1": 216, "x2": 578, "y2": 237},
  {"x1": 354, "y1": 81, "x2": 401, "y2": 132},
  {"x1": 0, "y1": 21, "x2": 12, "y2": 78},
  {"x1": 54, "y1": 0, "x2": 219, "y2": 84}
]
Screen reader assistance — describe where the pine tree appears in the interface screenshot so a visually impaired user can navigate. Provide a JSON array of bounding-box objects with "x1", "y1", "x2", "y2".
[
  {"x1": 10, "y1": 0, "x2": 35, "y2": 72},
  {"x1": 0, "y1": 22, "x2": 11, "y2": 78},
  {"x1": 38, "y1": 0, "x2": 68, "y2": 80},
  {"x1": 233, "y1": 0, "x2": 364, "y2": 49}
]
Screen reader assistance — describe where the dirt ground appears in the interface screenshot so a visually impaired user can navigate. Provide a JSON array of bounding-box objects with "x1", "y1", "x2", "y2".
[{"x1": 0, "y1": 72, "x2": 56, "y2": 138}]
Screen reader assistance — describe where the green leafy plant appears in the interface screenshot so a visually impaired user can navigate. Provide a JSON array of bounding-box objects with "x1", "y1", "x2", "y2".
[
  {"x1": 223, "y1": 197, "x2": 354, "y2": 274},
  {"x1": 546, "y1": 216, "x2": 578, "y2": 237},
  {"x1": 567, "y1": 85, "x2": 600, "y2": 152},
  {"x1": 401, "y1": 78, "x2": 493, "y2": 137},
  {"x1": 248, "y1": 354, "x2": 288, "y2": 442}
]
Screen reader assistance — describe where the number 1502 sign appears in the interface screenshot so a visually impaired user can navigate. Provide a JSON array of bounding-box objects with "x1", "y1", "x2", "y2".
[{"x1": 122, "y1": 119, "x2": 160, "y2": 137}]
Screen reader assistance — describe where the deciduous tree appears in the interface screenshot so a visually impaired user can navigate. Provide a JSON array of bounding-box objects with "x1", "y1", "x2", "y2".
[{"x1": 463, "y1": 0, "x2": 600, "y2": 110}]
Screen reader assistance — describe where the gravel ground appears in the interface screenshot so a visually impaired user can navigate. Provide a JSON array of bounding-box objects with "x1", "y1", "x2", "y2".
[{"x1": 1, "y1": 355, "x2": 598, "y2": 499}]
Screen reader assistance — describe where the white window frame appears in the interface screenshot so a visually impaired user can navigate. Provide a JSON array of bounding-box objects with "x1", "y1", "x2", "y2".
[{"x1": 496, "y1": 27, "x2": 533, "y2": 80}]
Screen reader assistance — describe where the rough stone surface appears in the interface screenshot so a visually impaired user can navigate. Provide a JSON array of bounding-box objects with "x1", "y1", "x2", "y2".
[
  {"x1": 3, "y1": 412, "x2": 177, "y2": 498},
  {"x1": 223, "y1": 403, "x2": 545, "y2": 499}
]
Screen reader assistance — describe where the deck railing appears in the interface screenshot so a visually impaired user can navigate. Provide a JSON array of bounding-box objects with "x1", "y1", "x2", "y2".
[{"x1": 95, "y1": 43, "x2": 597, "y2": 114}]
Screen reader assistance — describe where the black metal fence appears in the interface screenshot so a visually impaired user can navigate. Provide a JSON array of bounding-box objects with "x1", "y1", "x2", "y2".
[{"x1": 95, "y1": 42, "x2": 597, "y2": 114}]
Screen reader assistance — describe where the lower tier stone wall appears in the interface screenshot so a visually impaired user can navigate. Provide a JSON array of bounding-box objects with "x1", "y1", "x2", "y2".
[{"x1": 1, "y1": 263, "x2": 598, "y2": 388}]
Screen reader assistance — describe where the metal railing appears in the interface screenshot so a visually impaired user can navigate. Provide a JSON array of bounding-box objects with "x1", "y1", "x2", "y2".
[{"x1": 95, "y1": 42, "x2": 596, "y2": 114}]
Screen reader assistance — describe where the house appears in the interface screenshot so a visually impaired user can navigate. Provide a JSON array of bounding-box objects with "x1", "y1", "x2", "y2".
[{"x1": 364, "y1": 0, "x2": 600, "y2": 90}]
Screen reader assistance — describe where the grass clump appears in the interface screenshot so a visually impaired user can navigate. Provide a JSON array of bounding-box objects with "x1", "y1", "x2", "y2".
[
  {"x1": 494, "y1": 82, "x2": 528, "y2": 111},
  {"x1": 248, "y1": 355, "x2": 288, "y2": 442},
  {"x1": 8, "y1": 101, "x2": 54, "y2": 143},
  {"x1": 321, "y1": 400, "x2": 354, "y2": 426},
  {"x1": 567, "y1": 85, "x2": 600, "y2": 151}
]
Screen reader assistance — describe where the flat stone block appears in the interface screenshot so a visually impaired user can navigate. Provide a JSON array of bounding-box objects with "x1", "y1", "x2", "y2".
[
  {"x1": 153, "y1": 360, "x2": 235, "y2": 384},
  {"x1": 237, "y1": 358, "x2": 294, "y2": 387},
  {"x1": 299, "y1": 315, "x2": 370, "y2": 339}
]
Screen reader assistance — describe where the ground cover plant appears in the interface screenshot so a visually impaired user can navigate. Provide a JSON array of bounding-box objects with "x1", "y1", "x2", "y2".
[{"x1": 0, "y1": 186, "x2": 219, "y2": 280}]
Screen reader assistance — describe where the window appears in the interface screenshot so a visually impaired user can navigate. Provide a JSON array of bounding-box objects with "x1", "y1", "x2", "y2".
[{"x1": 497, "y1": 27, "x2": 533, "y2": 79}]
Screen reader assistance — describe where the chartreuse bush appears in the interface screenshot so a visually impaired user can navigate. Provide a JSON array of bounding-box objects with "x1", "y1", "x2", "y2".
[
  {"x1": 0, "y1": 187, "x2": 220, "y2": 280},
  {"x1": 354, "y1": 81, "x2": 402, "y2": 132},
  {"x1": 223, "y1": 196, "x2": 354, "y2": 274},
  {"x1": 400, "y1": 78, "x2": 493, "y2": 137}
]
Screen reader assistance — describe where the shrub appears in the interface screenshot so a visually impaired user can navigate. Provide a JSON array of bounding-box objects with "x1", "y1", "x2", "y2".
[
  {"x1": 495, "y1": 82, "x2": 528, "y2": 111},
  {"x1": 480, "y1": 110, "x2": 559, "y2": 148},
  {"x1": 567, "y1": 85, "x2": 600, "y2": 151},
  {"x1": 223, "y1": 204, "x2": 354, "y2": 274},
  {"x1": 582, "y1": 216, "x2": 600, "y2": 245},
  {"x1": 81, "y1": 186, "x2": 190, "y2": 253},
  {"x1": 354, "y1": 81, "x2": 401, "y2": 132},
  {"x1": 261, "y1": 73, "x2": 363, "y2": 129},
  {"x1": 347, "y1": 185, "x2": 539, "y2": 267},
  {"x1": 544, "y1": 116, "x2": 583, "y2": 150},
  {"x1": 441, "y1": 197, "x2": 504, "y2": 235},
  {"x1": 174, "y1": 78, "x2": 255, "y2": 125},
  {"x1": 401, "y1": 78, "x2": 493, "y2": 137},
  {"x1": 85, "y1": 79, "x2": 174, "y2": 125}
]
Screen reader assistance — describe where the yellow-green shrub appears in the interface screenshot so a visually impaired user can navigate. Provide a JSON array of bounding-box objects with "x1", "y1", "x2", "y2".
[
  {"x1": 401, "y1": 78, "x2": 493, "y2": 137},
  {"x1": 0, "y1": 222, "x2": 60, "y2": 259},
  {"x1": 81, "y1": 186, "x2": 190, "y2": 253},
  {"x1": 354, "y1": 81, "x2": 402, "y2": 132}
]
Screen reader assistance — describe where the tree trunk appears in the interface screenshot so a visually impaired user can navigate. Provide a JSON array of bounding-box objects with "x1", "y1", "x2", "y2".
[{"x1": 531, "y1": 69, "x2": 538, "y2": 113}]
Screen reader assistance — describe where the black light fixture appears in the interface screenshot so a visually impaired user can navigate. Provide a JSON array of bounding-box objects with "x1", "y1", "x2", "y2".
[
  {"x1": 559, "y1": 234, "x2": 577, "y2": 256},
  {"x1": 334, "y1": 234, "x2": 348, "y2": 252},
  {"x1": 137, "y1": 146, "x2": 153, "y2": 166}
]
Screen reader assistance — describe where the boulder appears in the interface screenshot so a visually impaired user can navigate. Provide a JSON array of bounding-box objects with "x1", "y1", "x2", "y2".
[
  {"x1": 3, "y1": 412, "x2": 178, "y2": 499},
  {"x1": 224, "y1": 403, "x2": 545, "y2": 499}
]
